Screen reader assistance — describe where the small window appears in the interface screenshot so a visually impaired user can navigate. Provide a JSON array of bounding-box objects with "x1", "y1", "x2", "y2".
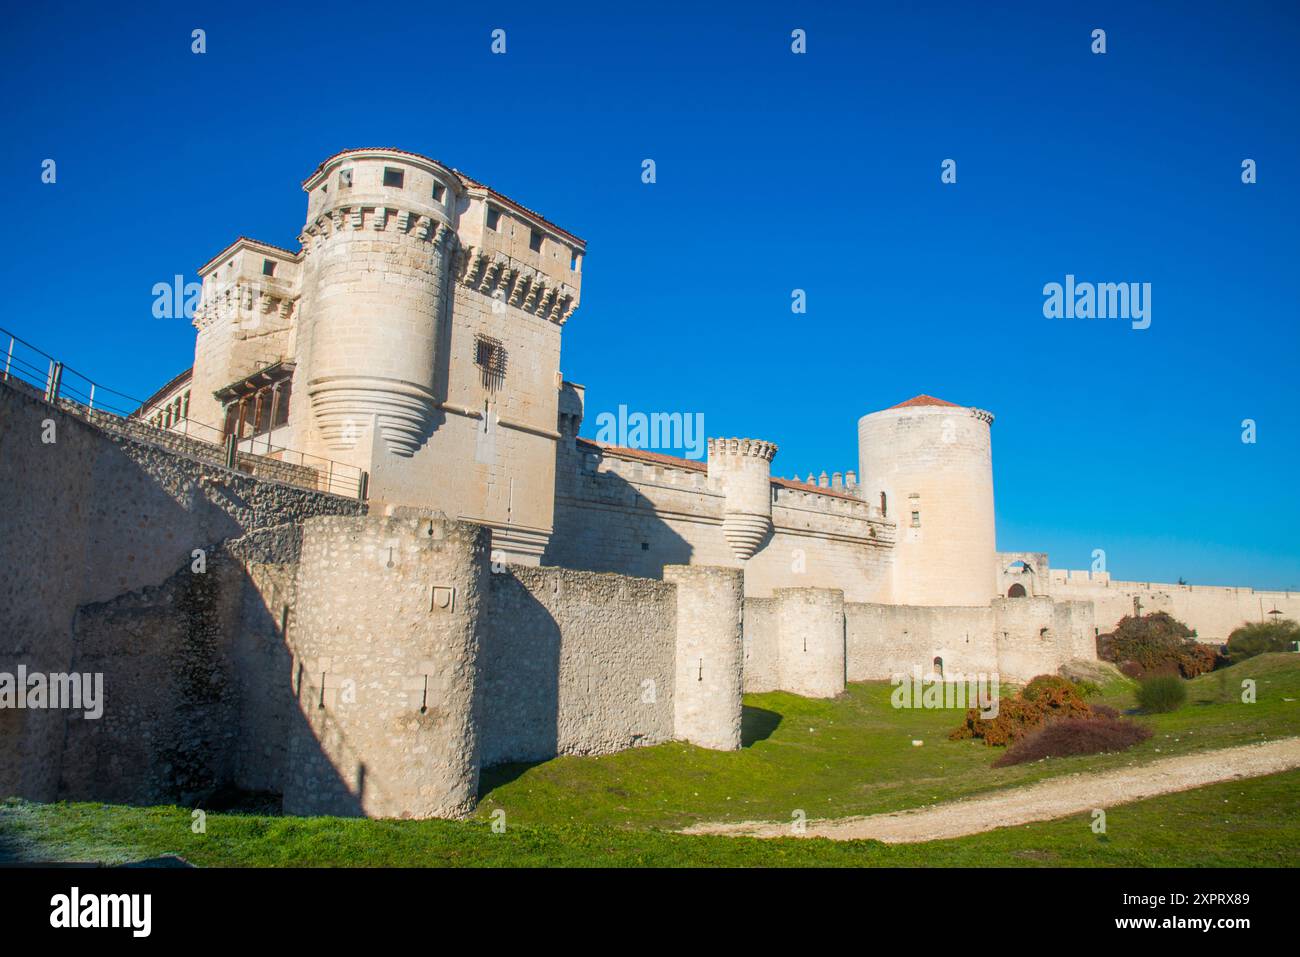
[
  {"x1": 262, "y1": 259, "x2": 276, "y2": 277},
  {"x1": 383, "y1": 167, "x2": 404, "y2": 188},
  {"x1": 911, "y1": 510, "x2": 921, "y2": 527},
  {"x1": 529, "y1": 229, "x2": 543, "y2": 253},
  {"x1": 570, "y1": 251, "x2": 580, "y2": 271},
  {"x1": 339, "y1": 169, "x2": 353, "y2": 188},
  {"x1": 486, "y1": 207, "x2": 501, "y2": 231},
  {"x1": 432, "y1": 182, "x2": 446, "y2": 202},
  {"x1": 641, "y1": 542, "x2": 650, "y2": 551},
  {"x1": 474, "y1": 333, "x2": 507, "y2": 388}
]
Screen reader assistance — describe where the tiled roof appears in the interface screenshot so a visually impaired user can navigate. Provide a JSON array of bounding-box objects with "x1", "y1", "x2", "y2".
[
  {"x1": 197, "y1": 236, "x2": 300, "y2": 275},
  {"x1": 576, "y1": 439, "x2": 863, "y2": 503},
  {"x1": 577, "y1": 438, "x2": 705, "y2": 472},
  {"x1": 132, "y1": 366, "x2": 193, "y2": 417},
  {"x1": 888, "y1": 394, "x2": 962, "y2": 410}
]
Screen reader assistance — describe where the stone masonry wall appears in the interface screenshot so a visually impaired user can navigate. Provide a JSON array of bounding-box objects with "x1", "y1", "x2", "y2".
[
  {"x1": 284, "y1": 514, "x2": 489, "y2": 819},
  {"x1": 480, "y1": 565, "x2": 677, "y2": 765},
  {"x1": 0, "y1": 379, "x2": 361, "y2": 803},
  {"x1": 1050, "y1": 570, "x2": 1300, "y2": 643}
]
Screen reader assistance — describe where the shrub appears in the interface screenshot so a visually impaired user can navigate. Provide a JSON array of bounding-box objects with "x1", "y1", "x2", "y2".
[
  {"x1": 1099, "y1": 612, "x2": 1220, "y2": 678},
  {"x1": 1226, "y1": 619, "x2": 1300, "y2": 664},
  {"x1": 992, "y1": 715, "x2": 1153, "y2": 767},
  {"x1": 949, "y1": 675, "x2": 1093, "y2": 746},
  {"x1": 1072, "y1": 679, "x2": 1103, "y2": 698},
  {"x1": 1178, "y1": 642, "x2": 1221, "y2": 678},
  {"x1": 1136, "y1": 674, "x2": 1187, "y2": 713}
]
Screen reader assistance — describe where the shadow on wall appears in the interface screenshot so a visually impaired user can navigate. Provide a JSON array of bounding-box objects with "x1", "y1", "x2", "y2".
[
  {"x1": 543, "y1": 459, "x2": 696, "y2": 579},
  {"x1": 0, "y1": 379, "x2": 360, "y2": 813},
  {"x1": 479, "y1": 573, "x2": 561, "y2": 767},
  {"x1": 55, "y1": 547, "x2": 362, "y2": 816}
]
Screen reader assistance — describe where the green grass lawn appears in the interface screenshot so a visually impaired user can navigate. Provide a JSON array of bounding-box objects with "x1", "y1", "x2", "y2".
[
  {"x1": 2, "y1": 654, "x2": 1296, "y2": 867},
  {"x1": 473, "y1": 653, "x2": 1300, "y2": 830},
  {"x1": 3, "y1": 769, "x2": 1297, "y2": 867}
]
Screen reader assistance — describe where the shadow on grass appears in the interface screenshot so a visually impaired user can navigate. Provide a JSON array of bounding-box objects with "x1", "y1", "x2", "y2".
[
  {"x1": 478, "y1": 761, "x2": 545, "y2": 800},
  {"x1": 742, "y1": 706, "x2": 782, "y2": 746}
]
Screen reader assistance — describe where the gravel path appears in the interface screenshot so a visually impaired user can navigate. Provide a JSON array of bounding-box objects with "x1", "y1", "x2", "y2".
[{"x1": 682, "y1": 737, "x2": 1300, "y2": 843}]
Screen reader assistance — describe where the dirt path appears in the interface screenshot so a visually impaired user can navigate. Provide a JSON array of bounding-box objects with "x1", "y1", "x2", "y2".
[{"x1": 683, "y1": 737, "x2": 1300, "y2": 843}]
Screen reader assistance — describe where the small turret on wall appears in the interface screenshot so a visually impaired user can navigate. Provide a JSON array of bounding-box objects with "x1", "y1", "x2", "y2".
[
  {"x1": 775, "y1": 587, "x2": 846, "y2": 697},
  {"x1": 284, "y1": 511, "x2": 490, "y2": 819},
  {"x1": 665, "y1": 565, "x2": 745, "y2": 750},
  {"x1": 707, "y1": 437, "x2": 778, "y2": 562}
]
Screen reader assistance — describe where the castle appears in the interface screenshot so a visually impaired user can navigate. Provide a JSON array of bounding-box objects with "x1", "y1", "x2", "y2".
[{"x1": 3, "y1": 148, "x2": 1296, "y2": 819}]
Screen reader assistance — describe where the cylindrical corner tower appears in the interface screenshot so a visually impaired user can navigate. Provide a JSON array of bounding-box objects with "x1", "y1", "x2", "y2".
[
  {"x1": 294, "y1": 148, "x2": 461, "y2": 463},
  {"x1": 857, "y1": 395, "x2": 997, "y2": 606},
  {"x1": 707, "y1": 437, "x2": 778, "y2": 562}
]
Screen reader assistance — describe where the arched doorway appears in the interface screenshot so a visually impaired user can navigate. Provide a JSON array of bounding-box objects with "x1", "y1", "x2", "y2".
[
  {"x1": 1007, "y1": 583, "x2": 1027, "y2": 598},
  {"x1": 932, "y1": 656, "x2": 944, "y2": 677}
]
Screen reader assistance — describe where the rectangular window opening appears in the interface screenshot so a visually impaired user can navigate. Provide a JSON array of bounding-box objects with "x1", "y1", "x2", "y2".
[{"x1": 529, "y1": 229, "x2": 543, "y2": 253}]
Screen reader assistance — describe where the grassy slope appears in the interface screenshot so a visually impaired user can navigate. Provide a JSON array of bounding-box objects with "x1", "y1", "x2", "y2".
[
  {"x1": 474, "y1": 653, "x2": 1300, "y2": 829},
  {"x1": 3, "y1": 769, "x2": 1297, "y2": 867},
  {"x1": 2, "y1": 654, "x2": 1296, "y2": 867}
]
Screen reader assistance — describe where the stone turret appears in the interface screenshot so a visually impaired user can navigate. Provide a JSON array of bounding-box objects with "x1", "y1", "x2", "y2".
[
  {"x1": 858, "y1": 395, "x2": 998, "y2": 606},
  {"x1": 294, "y1": 149, "x2": 461, "y2": 462},
  {"x1": 707, "y1": 437, "x2": 778, "y2": 562},
  {"x1": 664, "y1": 565, "x2": 745, "y2": 750}
]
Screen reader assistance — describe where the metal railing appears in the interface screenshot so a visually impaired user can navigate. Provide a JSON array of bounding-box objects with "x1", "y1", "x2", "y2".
[{"x1": 0, "y1": 326, "x2": 368, "y2": 500}]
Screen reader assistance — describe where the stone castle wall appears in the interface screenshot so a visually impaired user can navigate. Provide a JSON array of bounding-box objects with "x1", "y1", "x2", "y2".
[
  {"x1": 481, "y1": 565, "x2": 677, "y2": 765},
  {"x1": 544, "y1": 438, "x2": 895, "y2": 602},
  {"x1": 0, "y1": 379, "x2": 361, "y2": 803},
  {"x1": 1050, "y1": 569, "x2": 1300, "y2": 642}
]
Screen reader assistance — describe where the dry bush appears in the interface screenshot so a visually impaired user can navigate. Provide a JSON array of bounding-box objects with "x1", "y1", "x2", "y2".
[{"x1": 992, "y1": 715, "x2": 1152, "y2": 767}]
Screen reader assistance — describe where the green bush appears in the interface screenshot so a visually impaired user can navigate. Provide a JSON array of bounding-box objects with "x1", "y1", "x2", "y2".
[
  {"x1": 1136, "y1": 674, "x2": 1187, "y2": 713},
  {"x1": 1226, "y1": 619, "x2": 1300, "y2": 664},
  {"x1": 1099, "y1": 612, "x2": 1219, "y2": 678}
]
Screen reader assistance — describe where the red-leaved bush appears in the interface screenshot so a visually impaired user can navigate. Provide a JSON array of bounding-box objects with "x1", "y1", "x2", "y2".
[
  {"x1": 991, "y1": 715, "x2": 1152, "y2": 767},
  {"x1": 949, "y1": 675, "x2": 1093, "y2": 747}
]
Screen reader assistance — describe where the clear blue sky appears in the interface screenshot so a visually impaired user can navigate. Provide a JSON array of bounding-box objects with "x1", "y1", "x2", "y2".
[{"x1": 2, "y1": 1, "x2": 1297, "y2": 588}]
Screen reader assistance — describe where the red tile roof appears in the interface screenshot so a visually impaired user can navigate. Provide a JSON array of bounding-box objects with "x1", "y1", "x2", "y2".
[
  {"x1": 132, "y1": 366, "x2": 193, "y2": 417},
  {"x1": 888, "y1": 394, "x2": 962, "y2": 410},
  {"x1": 197, "y1": 237, "x2": 300, "y2": 275},
  {"x1": 576, "y1": 439, "x2": 864, "y2": 503},
  {"x1": 577, "y1": 438, "x2": 705, "y2": 472}
]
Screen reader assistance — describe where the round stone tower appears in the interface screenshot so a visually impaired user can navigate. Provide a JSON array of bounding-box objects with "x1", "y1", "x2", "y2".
[
  {"x1": 707, "y1": 437, "x2": 778, "y2": 562},
  {"x1": 295, "y1": 148, "x2": 461, "y2": 462},
  {"x1": 857, "y1": 395, "x2": 997, "y2": 606}
]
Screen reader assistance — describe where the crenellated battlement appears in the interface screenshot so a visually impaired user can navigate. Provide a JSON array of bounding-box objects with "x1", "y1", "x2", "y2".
[{"x1": 707, "y1": 437, "x2": 778, "y2": 461}]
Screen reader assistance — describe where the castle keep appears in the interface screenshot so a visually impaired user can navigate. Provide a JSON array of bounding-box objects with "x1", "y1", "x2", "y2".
[{"x1": 3, "y1": 148, "x2": 1296, "y2": 819}]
